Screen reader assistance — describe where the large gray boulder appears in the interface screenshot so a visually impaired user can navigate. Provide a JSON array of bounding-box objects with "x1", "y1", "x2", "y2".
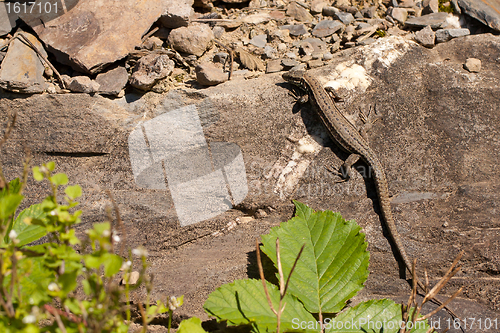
[{"x1": 1, "y1": 34, "x2": 499, "y2": 323}]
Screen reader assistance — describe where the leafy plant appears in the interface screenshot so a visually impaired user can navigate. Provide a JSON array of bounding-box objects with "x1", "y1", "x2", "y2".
[
  {"x1": 0, "y1": 161, "x2": 175, "y2": 332},
  {"x1": 204, "y1": 201, "x2": 434, "y2": 333}
]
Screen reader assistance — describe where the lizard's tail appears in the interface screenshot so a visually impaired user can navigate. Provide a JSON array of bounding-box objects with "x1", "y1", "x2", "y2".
[{"x1": 370, "y1": 158, "x2": 413, "y2": 274}]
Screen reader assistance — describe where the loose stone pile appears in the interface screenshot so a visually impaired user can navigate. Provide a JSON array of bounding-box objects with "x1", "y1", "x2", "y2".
[{"x1": 0, "y1": 0, "x2": 497, "y2": 94}]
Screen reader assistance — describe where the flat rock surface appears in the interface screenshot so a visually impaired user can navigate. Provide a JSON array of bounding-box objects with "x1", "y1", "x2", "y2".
[
  {"x1": 1, "y1": 34, "x2": 500, "y2": 327},
  {"x1": 19, "y1": 0, "x2": 168, "y2": 74},
  {"x1": 0, "y1": 32, "x2": 48, "y2": 93}
]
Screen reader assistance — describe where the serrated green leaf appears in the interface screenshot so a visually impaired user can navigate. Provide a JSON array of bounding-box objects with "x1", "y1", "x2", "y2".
[
  {"x1": 0, "y1": 194, "x2": 23, "y2": 220},
  {"x1": 51, "y1": 173, "x2": 68, "y2": 186},
  {"x1": 15, "y1": 251, "x2": 54, "y2": 305},
  {"x1": 261, "y1": 201, "x2": 370, "y2": 314},
  {"x1": 326, "y1": 299, "x2": 431, "y2": 333},
  {"x1": 204, "y1": 278, "x2": 318, "y2": 332},
  {"x1": 11, "y1": 204, "x2": 47, "y2": 247},
  {"x1": 177, "y1": 317, "x2": 208, "y2": 333},
  {"x1": 65, "y1": 184, "x2": 82, "y2": 199}
]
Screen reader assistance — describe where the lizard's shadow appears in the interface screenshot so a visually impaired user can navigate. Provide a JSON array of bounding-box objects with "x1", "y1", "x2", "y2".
[{"x1": 288, "y1": 93, "x2": 408, "y2": 280}]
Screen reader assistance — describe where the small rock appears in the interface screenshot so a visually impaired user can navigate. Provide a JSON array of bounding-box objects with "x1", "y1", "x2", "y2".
[
  {"x1": 96, "y1": 67, "x2": 129, "y2": 96},
  {"x1": 435, "y1": 28, "x2": 470, "y2": 43},
  {"x1": 269, "y1": 29, "x2": 290, "y2": 43},
  {"x1": 282, "y1": 58, "x2": 301, "y2": 68},
  {"x1": 464, "y1": 58, "x2": 481, "y2": 72},
  {"x1": 286, "y1": 2, "x2": 314, "y2": 22},
  {"x1": 214, "y1": 52, "x2": 229, "y2": 63},
  {"x1": 121, "y1": 271, "x2": 140, "y2": 285},
  {"x1": 242, "y1": 13, "x2": 271, "y2": 25},
  {"x1": 160, "y1": 0, "x2": 193, "y2": 29},
  {"x1": 360, "y1": 6, "x2": 377, "y2": 18},
  {"x1": 389, "y1": 7, "x2": 408, "y2": 24},
  {"x1": 323, "y1": 52, "x2": 333, "y2": 60},
  {"x1": 302, "y1": 37, "x2": 328, "y2": 53},
  {"x1": 280, "y1": 24, "x2": 308, "y2": 36},
  {"x1": 300, "y1": 42, "x2": 315, "y2": 56},
  {"x1": 290, "y1": 63, "x2": 307, "y2": 71},
  {"x1": 414, "y1": 25, "x2": 436, "y2": 47},
  {"x1": 213, "y1": 26, "x2": 225, "y2": 39},
  {"x1": 249, "y1": 34, "x2": 268, "y2": 48},
  {"x1": 277, "y1": 43, "x2": 287, "y2": 52},
  {"x1": 285, "y1": 52, "x2": 298, "y2": 59},
  {"x1": 323, "y1": 6, "x2": 340, "y2": 17},
  {"x1": 129, "y1": 53, "x2": 175, "y2": 90},
  {"x1": 195, "y1": 63, "x2": 228, "y2": 86},
  {"x1": 399, "y1": 0, "x2": 415, "y2": 7},
  {"x1": 405, "y1": 12, "x2": 449, "y2": 29},
  {"x1": 68, "y1": 76, "x2": 100, "y2": 94},
  {"x1": 357, "y1": 37, "x2": 376, "y2": 45},
  {"x1": 269, "y1": 10, "x2": 286, "y2": 20},
  {"x1": 264, "y1": 46, "x2": 279, "y2": 59},
  {"x1": 254, "y1": 209, "x2": 268, "y2": 218},
  {"x1": 44, "y1": 66, "x2": 54, "y2": 78},
  {"x1": 312, "y1": 20, "x2": 345, "y2": 38},
  {"x1": 333, "y1": 11, "x2": 355, "y2": 25},
  {"x1": 390, "y1": 0, "x2": 399, "y2": 7},
  {"x1": 141, "y1": 36, "x2": 163, "y2": 50},
  {"x1": 307, "y1": 59, "x2": 324, "y2": 68},
  {"x1": 422, "y1": 0, "x2": 439, "y2": 14},
  {"x1": 167, "y1": 23, "x2": 214, "y2": 56},
  {"x1": 311, "y1": 1, "x2": 328, "y2": 14},
  {"x1": 266, "y1": 59, "x2": 284, "y2": 73}
]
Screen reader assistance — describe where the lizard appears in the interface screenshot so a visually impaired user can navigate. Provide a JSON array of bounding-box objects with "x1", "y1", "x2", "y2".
[{"x1": 282, "y1": 69, "x2": 456, "y2": 315}]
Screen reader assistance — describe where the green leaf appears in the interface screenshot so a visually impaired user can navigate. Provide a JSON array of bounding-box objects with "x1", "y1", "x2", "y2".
[
  {"x1": 11, "y1": 204, "x2": 47, "y2": 247},
  {"x1": 15, "y1": 250, "x2": 54, "y2": 305},
  {"x1": 84, "y1": 254, "x2": 103, "y2": 269},
  {"x1": 177, "y1": 317, "x2": 208, "y2": 333},
  {"x1": 326, "y1": 299, "x2": 431, "y2": 333},
  {"x1": 65, "y1": 185, "x2": 82, "y2": 199},
  {"x1": 102, "y1": 253, "x2": 122, "y2": 277},
  {"x1": 59, "y1": 270, "x2": 79, "y2": 294},
  {"x1": 32, "y1": 167, "x2": 44, "y2": 181},
  {"x1": 204, "y1": 278, "x2": 318, "y2": 332},
  {"x1": 51, "y1": 173, "x2": 68, "y2": 186},
  {"x1": 261, "y1": 201, "x2": 369, "y2": 314},
  {"x1": 0, "y1": 194, "x2": 24, "y2": 220},
  {"x1": 46, "y1": 161, "x2": 56, "y2": 172}
]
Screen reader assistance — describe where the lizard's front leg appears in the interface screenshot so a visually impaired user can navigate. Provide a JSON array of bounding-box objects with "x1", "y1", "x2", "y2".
[{"x1": 359, "y1": 104, "x2": 382, "y2": 142}]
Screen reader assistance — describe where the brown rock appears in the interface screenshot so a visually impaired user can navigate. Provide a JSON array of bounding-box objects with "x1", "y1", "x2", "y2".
[
  {"x1": 160, "y1": 0, "x2": 194, "y2": 28},
  {"x1": 0, "y1": 32, "x2": 48, "y2": 93},
  {"x1": 167, "y1": 23, "x2": 214, "y2": 56},
  {"x1": 286, "y1": 2, "x2": 314, "y2": 23},
  {"x1": 195, "y1": 63, "x2": 228, "y2": 86},
  {"x1": 422, "y1": 0, "x2": 439, "y2": 13},
  {"x1": 19, "y1": 0, "x2": 170, "y2": 74},
  {"x1": 67, "y1": 76, "x2": 100, "y2": 94},
  {"x1": 96, "y1": 67, "x2": 129, "y2": 96},
  {"x1": 414, "y1": 25, "x2": 435, "y2": 48},
  {"x1": 464, "y1": 58, "x2": 481, "y2": 72},
  {"x1": 129, "y1": 53, "x2": 175, "y2": 90}
]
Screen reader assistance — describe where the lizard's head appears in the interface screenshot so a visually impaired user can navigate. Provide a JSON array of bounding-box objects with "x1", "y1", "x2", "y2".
[{"x1": 282, "y1": 69, "x2": 306, "y2": 86}]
